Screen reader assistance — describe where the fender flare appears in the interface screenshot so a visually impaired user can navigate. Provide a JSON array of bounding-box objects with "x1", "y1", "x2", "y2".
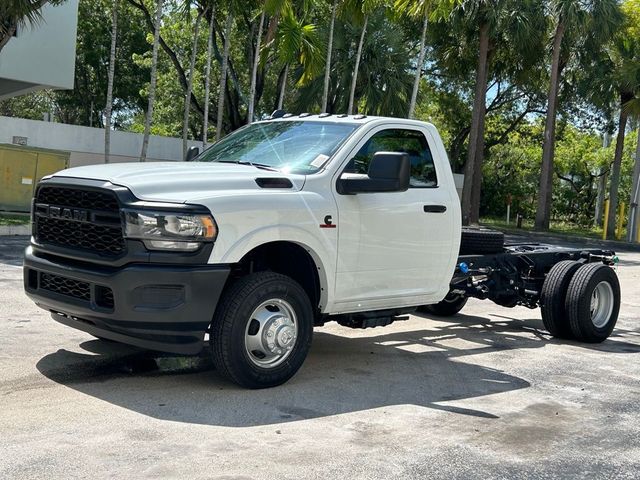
[{"x1": 214, "y1": 225, "x2": 335, "y2": 311}]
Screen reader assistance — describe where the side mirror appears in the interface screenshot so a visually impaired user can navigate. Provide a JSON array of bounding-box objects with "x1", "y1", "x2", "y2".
[
  {"x1": 185, "y1": 145, "x2": 200, "y2": 161},
  {"x1": 337, "y1": 152, "x2": 410, "y2": 194}
]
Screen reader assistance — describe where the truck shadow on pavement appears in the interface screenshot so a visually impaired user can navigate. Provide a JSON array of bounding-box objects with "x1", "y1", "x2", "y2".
[{"x1": 35, "y1": 313, "x2": 640, "y2": 427}]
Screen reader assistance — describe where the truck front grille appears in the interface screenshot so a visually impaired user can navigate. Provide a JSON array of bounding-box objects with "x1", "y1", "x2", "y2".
[{"x1": 34, "y1": 186, "x2": 125, "y2": 256}]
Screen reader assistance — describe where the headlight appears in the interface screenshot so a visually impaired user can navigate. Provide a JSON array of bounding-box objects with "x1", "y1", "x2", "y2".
[{"x1": 123, "y1": 210, "x2": 217, "y2": 252}]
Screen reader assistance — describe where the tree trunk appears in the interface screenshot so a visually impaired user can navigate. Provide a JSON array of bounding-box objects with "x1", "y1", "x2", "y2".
[
  {"x1": 248, "y1": 10, "x2": 265, "y2": 124},
  {"x1": 535, "y1": 21, "x2": 565, "y2": 230},
  {"x1": 461, "y1": 22, "x2": 490, "y2": 226},
  {"x1": 126, "y1": 0, "x2": 208, "y2": 120},
  {"x1": 140, "y1": 0, "x2": 164, "y2": 162},
  {"x1": 216, "y1": 13, "x2": 233, "y2": 141},
  {"x1": 277, "y1": 63, "x2": 289, "y2": 110},
  {"x1": 182, "y1": 11, "x2": 203, "y2": 160},
  {"x1": 104, "y1": 0, "x2": 118, "y2": 164},
  {"x1": 348, "y1": 15, "x2": 368, "y2": 115},
  {"x1": 321, "y1": 0, "x2": 338, "y2": 113},
  {"x1": 595, "y1": 168, "x2": 607, "y2": 226},
  {"x1": 606, "y1": 99, "x2": 630, "y2": 239},
  {"x1": 202, "y1": 10, "x2": 215, "y2": 148},
  {"x1": 408, "y1": 13, "x2": 429, "y2": 119},
  {"x1": 627, "y1": 127, "x2": 640, "y2": 241}
]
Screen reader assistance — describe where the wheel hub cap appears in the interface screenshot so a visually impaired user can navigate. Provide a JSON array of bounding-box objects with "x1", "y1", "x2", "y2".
[
  {"x1": 245, "y1": 299, "x2": 298, "y2": 368},
  {"x1": 590, "y1": 281, "x2": 614, "y2": 329}
]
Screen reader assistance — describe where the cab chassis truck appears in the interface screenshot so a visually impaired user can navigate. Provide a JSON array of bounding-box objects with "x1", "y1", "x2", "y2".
[{"x1": 23, "y1": 113, "x2": 621, "y2": 388}]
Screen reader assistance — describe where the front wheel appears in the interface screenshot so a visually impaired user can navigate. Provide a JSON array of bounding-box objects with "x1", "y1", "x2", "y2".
[
  {"x1": 418, "y1": 292, "x2": 468, "y2": 317},
  {"x1": 209, "y1": 272, "x2": 313, "y2": 388}
]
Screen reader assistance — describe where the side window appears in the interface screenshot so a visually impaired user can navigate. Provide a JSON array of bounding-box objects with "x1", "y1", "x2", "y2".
[{"x1": 344, "y1": 129, "x2": 438, "y2": 187}]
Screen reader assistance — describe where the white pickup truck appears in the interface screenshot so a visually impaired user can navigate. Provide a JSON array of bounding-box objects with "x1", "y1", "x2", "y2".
[{"x1": 24, "y1": 113, "x2": 621, "y2": 388}]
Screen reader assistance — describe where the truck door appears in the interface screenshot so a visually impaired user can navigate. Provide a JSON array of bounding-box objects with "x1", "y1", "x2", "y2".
[{"x1": 332, "y1": 126, "x2": 456, "y2": 310}]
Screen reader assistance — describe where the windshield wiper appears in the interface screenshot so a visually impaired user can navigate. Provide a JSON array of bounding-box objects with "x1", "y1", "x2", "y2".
[{"x1": 218, "y1": 160, "x2": 280, "y2": 172}]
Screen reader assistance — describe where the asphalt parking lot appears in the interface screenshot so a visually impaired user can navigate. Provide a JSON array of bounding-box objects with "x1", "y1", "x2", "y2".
[{"x1": 1, "y1": 235, "x2": 639, "y2": 479}]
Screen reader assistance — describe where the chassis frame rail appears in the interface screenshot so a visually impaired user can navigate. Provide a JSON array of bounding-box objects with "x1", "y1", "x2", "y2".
[{"x1": 452, "y1": 243, "x2": 617, "y2": 309}]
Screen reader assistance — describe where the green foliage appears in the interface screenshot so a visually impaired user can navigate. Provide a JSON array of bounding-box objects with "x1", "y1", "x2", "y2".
[
  {"x1": 0, "y1": 214, "x2": 30, "y2": 226},
  {"x1": 1, "y1": 0, "x2": 639, "y2": 234},
  {"x1": 481, "y1": 122, "x2": 639, "y2": 227}
]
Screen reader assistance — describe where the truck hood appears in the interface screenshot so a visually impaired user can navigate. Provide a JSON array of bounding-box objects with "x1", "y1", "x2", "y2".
[{"x1": 51, "y1": 162, "x2": 306, "y2": 203}]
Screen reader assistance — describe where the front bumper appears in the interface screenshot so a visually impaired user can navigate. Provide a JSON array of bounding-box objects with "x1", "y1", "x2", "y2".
[{"x1": 24, "y1": 246, "x2": 230, "y2": 354}]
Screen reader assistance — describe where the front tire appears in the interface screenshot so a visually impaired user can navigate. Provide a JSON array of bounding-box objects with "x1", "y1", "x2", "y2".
[
  {"x1": 210, "y1": 272, "x2": 313, "y2": 388},
  {"x1": 565, "y1": 263, "x2": 620, "y2": 343}
]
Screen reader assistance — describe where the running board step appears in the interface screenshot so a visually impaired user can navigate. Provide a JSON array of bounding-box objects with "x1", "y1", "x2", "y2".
[{"x1": 336, "y1": 314, "x2": 410, "y2": 329}]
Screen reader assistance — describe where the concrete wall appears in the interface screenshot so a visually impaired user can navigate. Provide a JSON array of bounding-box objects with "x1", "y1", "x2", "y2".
[
  {"x1": 0, "y1": 116, "x2": 200, "y2": 166},
  {"x1": 0, "y1": 1, "x2": 79, "y2": 99}
]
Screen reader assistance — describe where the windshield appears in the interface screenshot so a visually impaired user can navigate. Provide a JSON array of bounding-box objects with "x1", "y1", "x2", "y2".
[{"x1": 196, "y1": 121, "x2": 358, "y2": 173}]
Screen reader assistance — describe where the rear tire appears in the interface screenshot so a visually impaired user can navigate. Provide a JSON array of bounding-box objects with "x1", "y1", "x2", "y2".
[
  {"x1": 565, "y1": 263, "x2": 620, "y2": 343},
  {"x1": 540, "y1": 260, "x2": 582, "y2": 339},
  {"x1": 209, "y1": 272, "x2": 313, "y2": 389},
  {"x1": 418, "y1": 292, "x2": 468, "y2": 317},
  {"x1": 460, "y1": 227, "x2": 504, "y2": 255}
]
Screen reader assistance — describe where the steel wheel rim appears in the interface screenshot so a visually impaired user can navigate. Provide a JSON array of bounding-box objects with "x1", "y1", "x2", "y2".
[
  {"x1": 244, "y1": 298, "x2": 298, "y2": 368},
  {"x1": 590, "y1": 281, "x2": 614, "y2": 328}
]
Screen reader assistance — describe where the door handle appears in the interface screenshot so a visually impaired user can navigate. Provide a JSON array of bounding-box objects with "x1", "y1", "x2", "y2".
[{"x1": 423, "y1": 205, "x2": 447, "y2": 213}]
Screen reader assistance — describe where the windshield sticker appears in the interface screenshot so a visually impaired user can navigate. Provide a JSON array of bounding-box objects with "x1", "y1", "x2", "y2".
[{"x1": 310, "y1": 154, "x2": 330, "y2": 168}]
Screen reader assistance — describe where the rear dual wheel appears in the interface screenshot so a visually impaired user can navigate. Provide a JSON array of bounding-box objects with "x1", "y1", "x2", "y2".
[
  {"x1": 541, "y1": 261, "x2": 620, "y2": 343},
  {"x1": 565, "y1": 263, "x2": 620, "y2": 343}
]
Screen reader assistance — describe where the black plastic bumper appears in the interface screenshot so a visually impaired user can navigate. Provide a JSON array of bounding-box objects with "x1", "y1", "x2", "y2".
[{"x1": 24, "y1": 246, "x2": 230, "y2": 354}]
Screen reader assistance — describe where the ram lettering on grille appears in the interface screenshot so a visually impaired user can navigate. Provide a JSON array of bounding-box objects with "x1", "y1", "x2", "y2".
[{"x1": 34, "y1": 186, "x2": 125, "y2": 256}]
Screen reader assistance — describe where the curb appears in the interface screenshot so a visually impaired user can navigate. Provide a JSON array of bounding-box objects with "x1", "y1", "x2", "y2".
[
  {"x1": 0, "y1": 224, "x2": 31, "y2": 236},
  {"x1": 495, "y1": 226, "x2": 640, "y2": 253}
]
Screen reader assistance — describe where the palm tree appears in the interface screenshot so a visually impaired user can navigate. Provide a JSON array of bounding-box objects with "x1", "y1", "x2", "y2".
[
  {"x1": 344, "y1": 0, "x2": 380, "y2": 115},
  {"x1": 104, "y1": 0, "x2": 118, "y2": 164},
  {"x1": 321, "y1": 0, "x2": 339, "y2": 113},
  {"x1": 606, "y1": 93, "x2": 634, "y2": 238},
  {"x1": 460, "y1": 14, "x2": 490, "y2": 226},
  {"x1": 182, "y1": 7, "x2": 204, "y2": 159},
  {"x1": 295, "y1": 9, "x2": 413, "y2": 116},
  {"x1": 248, "y1": 5, "x2": 266, "y2": 123},
  {"x1": 606, "y1": 1, "x2": 640, "y2": 239},
  {"x1": 0, "y1": 0, "x2": 64, "y2": 53},
  {"x1": 459, "y1": 0, "x2": 545, "y2": 225},
  {"x1": 216, "y1": 12, "x2": 233, "y2": 140},
  {"x1": 140, "y1": 0, "x2": 164, "y2": 162},
  {"x1": 535, "y1": 0, "x2": 622, "y2": 230},
  {"x1": 394, "y1": 0, "x2": 457, "y2": 119},
  {"x1": 628, "y1": 108, "x2": 640, "y2": 241},
  {"x1": 202, "y1": 4, "x2": 215, "y2": 147},
  {"x1": 271, "y1": 9, "x2": 323, "y2": 109}
]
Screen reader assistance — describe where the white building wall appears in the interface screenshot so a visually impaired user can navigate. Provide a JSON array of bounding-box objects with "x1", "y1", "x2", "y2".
[
  {"x1": 0, "y1": 116, "x2": 200, "y2": 166},
  {"x1": 0, "y1": 0, "x2": 80, "y2": 99}
]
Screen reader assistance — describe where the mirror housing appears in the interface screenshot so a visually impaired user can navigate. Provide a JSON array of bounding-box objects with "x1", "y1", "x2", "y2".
[
  {"x1": 337, "y1": 152, "x2": 410, "y2": 194},
  {"x1": 185, "y1": 145, "x2": 200, "y2": 161}
]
